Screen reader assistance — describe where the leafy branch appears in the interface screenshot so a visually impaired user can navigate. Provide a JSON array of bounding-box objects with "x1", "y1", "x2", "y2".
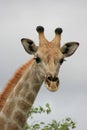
[
  {"x1": 24, "y1": 104, "x2": 76, "y2": 130},
  {"x1": 43, "y1": 117, "x2": 76, "y2": 130},
  {"x1": 28, "y1": 103, "x2": 51, "y2": 117}
]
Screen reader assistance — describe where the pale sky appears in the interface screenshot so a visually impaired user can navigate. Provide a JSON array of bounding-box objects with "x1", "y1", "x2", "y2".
[{"x1": 0, "y1": 0, "x2": 87, "y2": 130}]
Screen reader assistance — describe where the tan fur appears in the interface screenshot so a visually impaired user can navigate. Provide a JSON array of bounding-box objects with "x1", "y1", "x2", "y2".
[{"x1": 0, "y1": 58, "x2": 34, "y2": 111}]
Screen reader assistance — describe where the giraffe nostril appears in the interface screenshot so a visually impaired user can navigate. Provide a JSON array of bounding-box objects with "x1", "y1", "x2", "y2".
[
  {"x1": 47, "y1": 76, "x2": 52, "y2": 81},
  {"x1": 53, "y1": 77, "x2": 58, "y2": 81},
  {"x1": 47, "y1": 76, "x2": 58, "y2": 82}
]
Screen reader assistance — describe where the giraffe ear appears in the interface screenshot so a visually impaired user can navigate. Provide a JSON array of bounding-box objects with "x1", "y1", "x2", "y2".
[
  {"x1": 21, "y1": 38, "x2": 38, "y2": 54},
  {"x1": 61, "y1": 42, "x2": 79, "y2": 57}
]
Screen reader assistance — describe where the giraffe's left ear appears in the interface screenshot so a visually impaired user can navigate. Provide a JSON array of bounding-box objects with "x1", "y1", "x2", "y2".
[
  {"x1": 61, "y1": 42, "x2": 79, "y2": 57},
  {"x1": 21, "y1": 38, "x2": 38, "y2": 54}
]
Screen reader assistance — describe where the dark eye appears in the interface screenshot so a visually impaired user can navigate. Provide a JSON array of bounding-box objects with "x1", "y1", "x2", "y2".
[
  {"x1": 34, "y1": 57, "x2": 41, "y2": 63},
  {"x1": 59, "y1": 58, "x2": 64, "y2": 65}
]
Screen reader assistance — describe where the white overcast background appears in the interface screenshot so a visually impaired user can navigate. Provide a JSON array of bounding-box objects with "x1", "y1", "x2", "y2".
[{"x1": 0, "y1": 0, "x2": 87, "y2": 129}]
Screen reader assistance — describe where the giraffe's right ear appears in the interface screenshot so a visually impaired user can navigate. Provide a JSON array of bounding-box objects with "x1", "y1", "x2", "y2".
[{"x1": 21, "y1": 38, "x2": 38, "y2": 54}]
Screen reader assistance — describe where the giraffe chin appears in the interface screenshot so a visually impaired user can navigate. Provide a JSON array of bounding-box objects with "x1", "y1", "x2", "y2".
[{"x1": 45, "y1": 80, "x2": 59, "y2": 92}]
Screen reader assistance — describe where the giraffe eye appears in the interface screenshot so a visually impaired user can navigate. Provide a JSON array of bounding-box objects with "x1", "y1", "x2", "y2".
[
  {"x1": 34, "y1": 57, "x2": 41, "y2": 63},
  {"x1": 59, "y1": 58, "x2": 64, "y2": 65}
]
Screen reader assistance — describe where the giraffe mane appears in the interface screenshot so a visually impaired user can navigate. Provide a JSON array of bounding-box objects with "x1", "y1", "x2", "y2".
[{"x1": 0, "y1": 58, "x2": 34, "y2": 111}]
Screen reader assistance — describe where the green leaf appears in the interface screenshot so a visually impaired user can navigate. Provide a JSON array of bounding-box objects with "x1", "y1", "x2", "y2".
[
  {"x1": 46, "y1": 103, "x2": 50, "y2": 108},
  {"x1": 40, "y1": 122, "x2": 45, "y2": 124},
  {"x1": 33, "y1": 123, "x2": 40, "y2": 129}
]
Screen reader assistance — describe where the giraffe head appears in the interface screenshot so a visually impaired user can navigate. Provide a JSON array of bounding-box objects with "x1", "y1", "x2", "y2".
[{"x1": 21, "y1": 26, "x2": 79, "y2": 92}]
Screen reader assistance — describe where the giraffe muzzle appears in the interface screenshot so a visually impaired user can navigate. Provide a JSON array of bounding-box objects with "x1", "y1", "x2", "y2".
[{"x1": 45, "y1": 75, "x2": 59, "y2": 92}]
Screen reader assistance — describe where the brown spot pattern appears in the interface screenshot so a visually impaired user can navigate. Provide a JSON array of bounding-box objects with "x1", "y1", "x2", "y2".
[
  {"x1": 18, "y1": 100, "x2": 31, "y2": 112},
  {"x1": 2, "y1": 101, "x2": 15, "y2": 118},
  {"x1": 13, "y1": 111, "x2": 26, "y2": 128},
  {"x1": 20, "y1": 83, "x2": 30, "y2": 97},
  {"x1": 33, "y1": 86, "x2": 40, "y2": 93},
  {"x1": 7, "y1": 122, "x2": 19, "y2": 130},
  {"x1": 14, "y1": 82, "x2": 23, "y2": 96},
  {"x1": 25, "y1": 93, "x2": 35, "y2": 104},
  {"x1": 0, "y1": 117, "x2": 6, "y2": 130}
]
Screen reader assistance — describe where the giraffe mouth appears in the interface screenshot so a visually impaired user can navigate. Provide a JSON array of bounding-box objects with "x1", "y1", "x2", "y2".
[{"x1": 45, "y1": 76, "x2": 59, "y2": 92}]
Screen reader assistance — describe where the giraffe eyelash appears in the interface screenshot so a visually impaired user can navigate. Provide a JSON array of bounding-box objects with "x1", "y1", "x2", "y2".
[
  {"x1": 59, "y1": 58, "x2": 66, "y2": 65},
  {"x1": 34, "y1": 56, "x2": 41, "y2": 63}
]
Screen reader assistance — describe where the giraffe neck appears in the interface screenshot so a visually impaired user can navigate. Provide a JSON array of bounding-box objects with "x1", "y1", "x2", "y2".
[{"x1": 0, "y1": 60, "x2": 44, "y2": 130}]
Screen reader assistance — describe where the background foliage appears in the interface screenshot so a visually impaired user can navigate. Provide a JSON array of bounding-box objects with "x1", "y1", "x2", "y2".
[{"x1": 24, "y1": 103, "x2": 76, "y2": 130}]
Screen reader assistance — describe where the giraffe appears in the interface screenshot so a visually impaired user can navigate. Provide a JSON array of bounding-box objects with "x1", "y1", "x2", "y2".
[{"x1": 0, "y1": 26, "x2": 79, "y2": 130}]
